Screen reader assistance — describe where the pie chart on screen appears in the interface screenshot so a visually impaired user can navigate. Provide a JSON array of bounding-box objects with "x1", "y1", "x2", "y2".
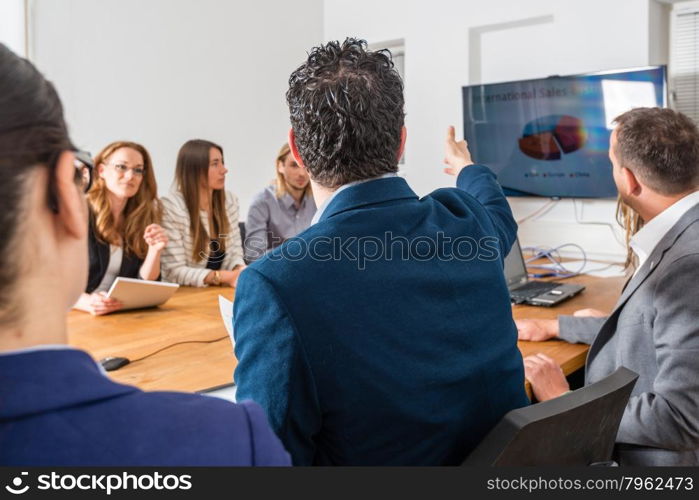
[{"x1": 518, "y1": 115, "x2": 587, "y2": 161}]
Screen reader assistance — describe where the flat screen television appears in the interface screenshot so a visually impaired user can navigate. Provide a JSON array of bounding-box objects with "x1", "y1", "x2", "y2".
[{"x1": 462, "y1": 66, "x2": 667, "y2": 198}]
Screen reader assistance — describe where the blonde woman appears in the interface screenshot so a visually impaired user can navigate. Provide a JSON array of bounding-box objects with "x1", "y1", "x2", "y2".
[
  {"x1": 244, "y1": 143, "x2": 316, "y2": 262},
  {"x1": 161, "y1": 139, "x2": 245, "y2": 287},
  {"x1": 73, "y1": 141, "x2": 167, "y2": 315}
]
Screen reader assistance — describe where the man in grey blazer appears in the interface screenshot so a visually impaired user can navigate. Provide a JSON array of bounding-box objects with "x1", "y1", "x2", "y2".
[{"x1": 517, "y1": 107, "x2": 699, "y2": 466}]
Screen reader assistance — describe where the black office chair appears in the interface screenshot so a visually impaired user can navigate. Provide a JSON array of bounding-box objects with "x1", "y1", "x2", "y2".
[
  {"x1": 238, "y1": 221, "x2": 246, "y2": 247},
  {"x1": 238, "y1": 221, "x2": 248, "y2": 264},
  {"x1": 463, "y1": 367, "x2": 638, "y2": 466}
]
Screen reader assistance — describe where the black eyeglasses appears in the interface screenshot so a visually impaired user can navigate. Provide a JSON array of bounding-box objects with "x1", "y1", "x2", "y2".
[
  {"x1": 73, "y1": 150, "x2": 94, "y2": 193},
  {"x1": 106, "y1": 162, "x2": 146, "y2": 177},
  {"x1": 48, "y1": 149, "x2": 94, "y2": 213}
]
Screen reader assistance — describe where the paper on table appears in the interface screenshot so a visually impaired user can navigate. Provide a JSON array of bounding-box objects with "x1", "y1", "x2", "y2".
[
  {"x1": 536, "y1": 260, "x2": 626, "y2": 278},
  {"x1": 218, "y1": 295, "x2": 234, "y2": 345}
]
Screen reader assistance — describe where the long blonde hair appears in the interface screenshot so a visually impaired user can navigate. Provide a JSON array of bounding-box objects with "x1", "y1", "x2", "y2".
[
  {"x1": 88, "y1": 141, "x2": 161, "y2": 259},
  {"x1": 275, "y1": 143, "x2": 312, "y2": 199},
  {"x1": 175, "y1": 139, "x2": 230, "y2": 262},
  {"x1": 615, "y1": 196, "x2": 644, "y2": 270}
]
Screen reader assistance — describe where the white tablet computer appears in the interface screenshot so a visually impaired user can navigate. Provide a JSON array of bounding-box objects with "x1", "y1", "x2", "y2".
[{"x1": 106, "y1": 277, "x2": 179, "y2": 310}]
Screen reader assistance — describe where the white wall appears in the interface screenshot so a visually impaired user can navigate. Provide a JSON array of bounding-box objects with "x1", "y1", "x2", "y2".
[
  {"x1": 325, "y1": 0, "x2": 668, "y2": 260},
  {"x1": 17, "y1": 0, "x2": 672, "y2": 260},
  {"x1": 28, "y1": 0, "x2": 323, "y2": 217},
  {"x1": 0, "y1": 0, "x2": 25, "y2": 56}
]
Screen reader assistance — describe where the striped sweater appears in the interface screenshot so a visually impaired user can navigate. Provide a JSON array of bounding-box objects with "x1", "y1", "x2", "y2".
[{"x1": 161, "y1": 190, "x2": 244, "y2": 287}]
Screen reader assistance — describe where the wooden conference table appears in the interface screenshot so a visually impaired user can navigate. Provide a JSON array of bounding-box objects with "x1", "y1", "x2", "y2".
[{"x1": 68, "y1": 273, "x2": 626, "y2": 396}]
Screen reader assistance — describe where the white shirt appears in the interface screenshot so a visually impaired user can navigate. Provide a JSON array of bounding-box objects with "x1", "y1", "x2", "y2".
[
  {"x1": 161, "y1": 190, "x2": 245, "y2": 287},
  {"x1": 311, "y1": 173, "x2": 398, "y2": 225},
  {"x1": 630, "y1": 190, "x2": 699, "y2": 273},
  {"x1": 95, "y1": 245, "x2": 123, "y2": 293}
]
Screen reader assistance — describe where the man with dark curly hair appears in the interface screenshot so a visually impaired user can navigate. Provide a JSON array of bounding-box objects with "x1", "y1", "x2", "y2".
[{"x1": 233, "y1": 38, "x2": 529, "y2": 465}]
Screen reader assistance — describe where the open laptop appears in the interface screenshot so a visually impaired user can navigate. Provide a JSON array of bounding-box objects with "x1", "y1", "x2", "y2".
[{"x1": 504, "y1": 239, "x2": 585, "y2": 307}]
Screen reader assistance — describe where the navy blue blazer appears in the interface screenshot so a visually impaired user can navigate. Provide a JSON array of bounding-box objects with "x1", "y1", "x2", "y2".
[
  {"x1": 233, "y1": 165, "x2": 530, "y2": 465},
  {"x1": 0, "y1": 348, "x2": 290, "y2": 466}
]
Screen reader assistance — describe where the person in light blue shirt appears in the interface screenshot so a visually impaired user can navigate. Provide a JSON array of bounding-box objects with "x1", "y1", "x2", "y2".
[{"x1": 244, "y1": 143, "x2": 316, "y2": 262}]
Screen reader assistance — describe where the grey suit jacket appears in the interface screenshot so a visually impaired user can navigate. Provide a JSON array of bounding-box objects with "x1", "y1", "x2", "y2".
[{"x1": 559, "y1": 203, "x2": 699, "y2": 466}]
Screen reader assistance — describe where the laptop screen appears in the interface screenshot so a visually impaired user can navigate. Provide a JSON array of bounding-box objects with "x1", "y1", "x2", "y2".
[{"x1": 504, "y1": 238, "x2": 529, "y2": 289}]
